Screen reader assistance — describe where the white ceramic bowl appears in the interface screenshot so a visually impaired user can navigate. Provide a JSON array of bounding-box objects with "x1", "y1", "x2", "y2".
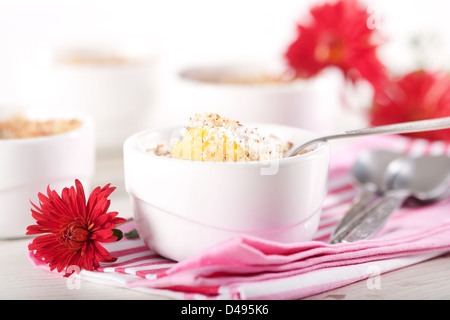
[
  {"x1": 164, "y1": 63, "x2": 343, "y2": 134},
  {"x1": 46, "y1": 44, "x2": 158, "y2": 156},
  {"x1": 0, "y1": 107, "x2": 95, "y2": 239},
  {"x1": 124, "y1": 123, "x2": 330, "y2": 261}
]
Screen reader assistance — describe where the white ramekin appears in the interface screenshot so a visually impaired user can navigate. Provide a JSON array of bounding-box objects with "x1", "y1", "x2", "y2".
[
  {"x1": 124, "y1": 123, "x2": 330, "y2": 261},
  {"x1": 164, "y1": 63, "x2": 343, "y2": 135},
  {"x1": 46, "y1": 44, "x2": 158, "y2": 157},
  {"x1": 0, "y1": 107, "x2": 95, "y2": 239}
]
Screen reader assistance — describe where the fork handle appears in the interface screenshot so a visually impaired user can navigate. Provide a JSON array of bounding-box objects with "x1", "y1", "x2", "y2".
[
  {"x1": 330, "y1": 187, "x2": 376, "y2": 239},
  {"x1": 339, "y1": 193, "x2": 406, "y2": 243},
  {"x1": 329, "y1": 192, "x2": 407, "y2": 244}
]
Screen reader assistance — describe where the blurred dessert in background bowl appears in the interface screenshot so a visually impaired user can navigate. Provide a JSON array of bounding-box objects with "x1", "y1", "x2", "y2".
[
  {"x1": 0, "y1": 107, "x2": 95, "y2": 239},
  {"x1": 124, "y1": 113, "x2": 329, "y2": 261},
  {"x1": 43, "y1": 42, "x2": 159, "y2": 157},
  {"x1": 164, "y1": 62, "x2": 343, "y2": 135}
]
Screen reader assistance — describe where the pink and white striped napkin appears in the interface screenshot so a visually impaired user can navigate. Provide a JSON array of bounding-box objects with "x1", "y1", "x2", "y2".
[{"x1": 28, "y1": 135, "x2": 450, "y2": 299}]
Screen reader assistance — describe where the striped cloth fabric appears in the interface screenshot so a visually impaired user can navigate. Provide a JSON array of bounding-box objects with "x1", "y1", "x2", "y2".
[{"x1": 28, "y1": 135, "x2": 450, "y2": 299}]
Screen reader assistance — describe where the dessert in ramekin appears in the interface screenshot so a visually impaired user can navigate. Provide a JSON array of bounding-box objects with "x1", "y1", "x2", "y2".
[
  {"x1": 124, "y1": 114, "x2": 329, "y2": 261},
  {"x1": 0, "y1": 107, "x2": 95, "y2": 239}
]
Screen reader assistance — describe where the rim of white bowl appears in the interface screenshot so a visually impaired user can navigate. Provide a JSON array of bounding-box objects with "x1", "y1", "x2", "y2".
[
  {"x1": 177, "y1": 63, "x2": 340, "y2": 92},
  {"x1": 125, "y1": 124, "x2": 330, "y2": 167},
  {"x1": 49, "y1": 42, "x2": 158, "y2": 69},
  {"x1": 0, "y1": 107, "x2": 94, "y2": 144}
]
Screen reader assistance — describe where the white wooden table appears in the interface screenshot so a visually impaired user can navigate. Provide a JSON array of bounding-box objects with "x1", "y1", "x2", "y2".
[{"x1": 2, "y1": 156, "x2": 450, "y2": 300}]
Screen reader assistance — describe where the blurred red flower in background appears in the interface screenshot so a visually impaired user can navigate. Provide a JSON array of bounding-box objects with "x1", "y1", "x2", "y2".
[
  {"x1": 285, "y1": 0, "x2": 388, "y2": 95},
  {"x1": 26, "y1": 180, "x2": 126, "y2": 276},
  {"x1": 370, "y1": 70, "x2": 450, "y2": 141}
]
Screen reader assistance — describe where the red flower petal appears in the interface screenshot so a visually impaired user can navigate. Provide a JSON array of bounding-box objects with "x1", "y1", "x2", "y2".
[
  {"x1": 285, "y1": 0, "x2": 388, "y2": 94},
  {"x1": 370, "y1": 70, "x2": 450, "y2": 140},
  {"x1": 26, "y1": 180, "x2": 126, "y2": 276}
]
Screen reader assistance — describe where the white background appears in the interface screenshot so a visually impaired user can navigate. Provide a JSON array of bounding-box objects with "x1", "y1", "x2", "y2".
[{"x1": 0, "y1": 0, "x2": 449, "y2": 108}]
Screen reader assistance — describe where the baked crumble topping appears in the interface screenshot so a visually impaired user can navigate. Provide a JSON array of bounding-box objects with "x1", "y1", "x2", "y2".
[
  {"x1": 0, "y1": 115, "x2": 81, "y2": 139},
  {"x1": 139, "y1": 113, "x2": 293, "y2": 162}
]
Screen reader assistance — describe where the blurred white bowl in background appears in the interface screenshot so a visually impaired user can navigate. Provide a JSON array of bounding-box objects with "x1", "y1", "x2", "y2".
[
  {"x1": 45, "y1": 43, "x2": 159, "y2": 157},
  {"x1": 0, "y1": 107, "x2": 95, "y2": 239},
  {"x1": 164, "y1": 62, "x2": 344, "y2": 134}
]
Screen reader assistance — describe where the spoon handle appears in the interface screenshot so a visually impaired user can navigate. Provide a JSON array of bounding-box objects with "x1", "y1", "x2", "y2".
[
  {"x1": 345, "y1": 117, "x2": 450, "y2": 136},
  {"x1": 329, "y1": 187, "x2": 376, "y2": 240},
  {"x1": 286, "y1": 117, "x2": 450, "y2": 157},
  {"x1": 329, "y1": 192, "x2": 407, "y2": 244}
]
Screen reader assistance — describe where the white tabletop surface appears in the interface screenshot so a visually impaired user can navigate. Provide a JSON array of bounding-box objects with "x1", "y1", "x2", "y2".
[{"x1": 2, "y1": 154, "x2": 450, "y2": 300}]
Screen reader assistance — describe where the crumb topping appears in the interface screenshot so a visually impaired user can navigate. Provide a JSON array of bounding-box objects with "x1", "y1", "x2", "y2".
[
  {"x1": 0, "y1": 115, "x2": 81, "y2": 139},
  {"x1": 171, "y1": 113, "x2": 292, "y2": 161},
  {"x1": 137, "y1": 113, "x2": 294, "y2": 162}
]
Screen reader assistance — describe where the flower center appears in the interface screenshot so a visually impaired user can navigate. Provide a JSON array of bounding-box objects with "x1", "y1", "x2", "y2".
[
  {"x1": 315, "y1": 34, "x2": 345, "y2": 64},
  {"x1": 60, "y1": 221, "x2": 91, "y2": 249}
]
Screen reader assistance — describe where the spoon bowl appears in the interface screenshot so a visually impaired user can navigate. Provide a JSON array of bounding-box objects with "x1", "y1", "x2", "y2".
[
  {"x1": 331, "y1": 154, "x2": 450, "y2": 243},
  {"x1": 385, "y1": 155, "x2": 450, "y2": 201},
  {"x1": 330, "y1": 150, "x2": 402, "y2": 238},
  {"x1": 352, "y1": 150, "x2": 403, "y2": 193}
]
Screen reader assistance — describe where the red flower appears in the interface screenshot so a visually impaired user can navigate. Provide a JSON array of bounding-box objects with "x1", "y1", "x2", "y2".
[
  {"x1": 285, "y1": 0, "x2": 388, "y2": 94},
  {"x1": 26, "y1": 180, "x2": 127, "y2": 276},
  {"x1": 370, "y1": 70, "x2": 450, "y2": 140}
]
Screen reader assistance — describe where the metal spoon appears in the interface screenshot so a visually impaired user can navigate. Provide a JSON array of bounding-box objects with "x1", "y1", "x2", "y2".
[
  {"x1": 330, "y1": 155, "x2": 450, "y2": 243},
  {"x1": 329, "y1": 150, "x2": 403, "y2": 239},
  {"x1": 285, "y1": 117, "x2": 450, "y2": 158}
]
